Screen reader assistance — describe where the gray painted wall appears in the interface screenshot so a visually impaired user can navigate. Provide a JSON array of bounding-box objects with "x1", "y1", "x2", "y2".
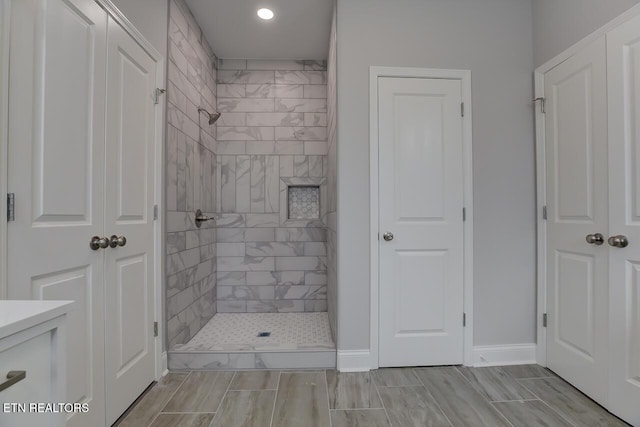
[
  {"x1": 336, "y1": 0, "x2": 536, "y2": 351},
  {"x1": 111, "y1": 0, "x2": 168, "y2": 58},
  {"x1": 533, "y1": 0, "x2": 640, "y2": 67}
]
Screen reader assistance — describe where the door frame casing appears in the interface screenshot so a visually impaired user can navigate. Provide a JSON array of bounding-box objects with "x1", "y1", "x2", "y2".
[
  {"x1": 0, "y1": 0, "x2": 10, "y2": 301},
  {"x1": 0, "y1": 0, "x2": 166, "y2": 378},
  {"x1": 533, "y1": 2, "x2": 640, "y2": 367},
  {"x1": 369, "y1": 66, "x2": 474, "y2": 368}
]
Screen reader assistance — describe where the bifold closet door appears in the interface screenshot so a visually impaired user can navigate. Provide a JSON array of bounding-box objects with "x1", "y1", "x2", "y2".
[
  {"x1": 607, "y1": 13, "x2": 640, "y2": 426},
  {"x1": 103, "y1": 16, "x2": 157, "y2": 426},
  {"x1": 544, "y1": 36, "x2": 609, "y2": 405},
  {"x1": 6, "y1": 0, "x2": 108, "y2": 426}
]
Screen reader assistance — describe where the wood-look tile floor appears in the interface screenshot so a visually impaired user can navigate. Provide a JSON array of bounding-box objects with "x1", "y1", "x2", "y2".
[{"x1": 115, "y1": 365, "x2": 630, "y2": 427}]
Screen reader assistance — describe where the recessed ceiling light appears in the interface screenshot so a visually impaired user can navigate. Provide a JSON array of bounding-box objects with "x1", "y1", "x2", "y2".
[{"x1": 257, "y1": 8, "x2": 274, "y2": 20}]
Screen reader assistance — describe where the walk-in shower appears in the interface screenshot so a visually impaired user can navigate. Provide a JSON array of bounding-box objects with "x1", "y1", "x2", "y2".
[{"x1": 166, "y1": 0, "x2": 337, "y2": 371}]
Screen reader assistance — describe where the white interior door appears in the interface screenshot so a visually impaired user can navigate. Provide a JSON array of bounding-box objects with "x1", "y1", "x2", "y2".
[
  {"x1": 6, "y1": 0, "x2": 107, "y2": 426},
  {"x1": 104, "y1": 17, "x2": 157, "y2": 425},
  {"x1": 607, "y1": 14, "x2": 640, "y2": 426},
  {"x1": 378, "y1": 76, "x2": 464, "y2": 367},
  {"x1": 544, "y1": 36, "x2": 609, "y2": 405}
]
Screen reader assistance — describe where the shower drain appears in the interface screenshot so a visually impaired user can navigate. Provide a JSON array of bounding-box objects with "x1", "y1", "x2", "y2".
[{"x1": 257, "y1": 332, "x2": 271, "y2": 337}]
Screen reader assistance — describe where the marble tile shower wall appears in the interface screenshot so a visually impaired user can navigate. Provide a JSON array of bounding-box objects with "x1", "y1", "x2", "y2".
[
  {"x1": 215, "y1": 59, "x2": 329, "y2": 313},
  {"x1": 326, "y1": 4, "x2": 338, "y2": 341},
  {"x1": 166, "y1": 0, "x2": 218, "y2": 349}
]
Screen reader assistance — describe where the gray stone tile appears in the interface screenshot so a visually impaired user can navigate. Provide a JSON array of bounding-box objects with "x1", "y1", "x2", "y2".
[
  {"x1": 305, "y1": 300, "x2": 328, "y2": 311},
  {"x1": 149, "y1": 413, "x2": 214, "y2": 427},
  {"x1": 117, "y1": 373, "x2": 187, "y2": 427},
  {"x1": 519, "y1": 378, "x2": 628, "y2": 426},
  {"x1": 168, "y1": 352, "x2": 256, "y2": 369},
  {"x1": 275, "y1": 70, "x2": 326, "y2": 85},
  {"x1": 492, "y1": 400, "x2": 573, "y2": 427},
  {"x1": 246, "y1": 242, "x2": 304, "y2": 256},
  {"x1": 246, "y1": 271, "x2": 305, "y2": 286},
  {"x1": 229, "y1": 370, "x2": 280, "y2": 390},
  {"x1": 219, "y1": 98, "x2": 275, "y2": 113},
  {"x1": 236, "y1": 155, "x2": 251, "y2": 212},
  {"x1": 457, "y1": 366, "x2": 536, "y2": 401},
  {"x1": 326, "y1": 371, "x2": 382, "y2": 409},
  {"x1": 272, "y1": 371, "x2": 331, "y2": 426},
  {"x1": 415, "y1": 367, "x2": 511, "y2": 427},
  {"x1": 372, "y1": 368, "x2": 422, "y2": 387},
  {"x1": 330, "y1": 409, "x2": 390, "y2": 427},
  {"x1": 500, "y1": 364, "x2": 556, "y2": 379},
  {"x1": 256, "y1": 351, "x2": 335, "y2": 369},
  {"x1": 377, "y1": 386, "x2": 450, "y2": 427},
  {"x1": 218, "y1": 70, "x2": 275, "y2": 84},
  {"x1": 247, "y1": 59, "x2": 304, "y2": 70},
  {"x1": 276, "y1": 98, "x2": 327, "y2": 113},
  {"x1": 211, "y1": 390, "x2": 276, "y2": 427},
  {"x1": 162, "y1": 371, "x2": 234, "y2": 412}
]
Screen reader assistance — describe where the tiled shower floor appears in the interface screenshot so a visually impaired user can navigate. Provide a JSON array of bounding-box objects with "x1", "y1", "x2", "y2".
[{"x1": 173, "y1": 312, "x2": 334, "y2": 352}]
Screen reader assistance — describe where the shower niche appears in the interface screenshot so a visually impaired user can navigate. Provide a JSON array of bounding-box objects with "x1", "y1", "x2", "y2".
[{"x1": 281, "y1": 178, "x2": 326, "y2": 227}]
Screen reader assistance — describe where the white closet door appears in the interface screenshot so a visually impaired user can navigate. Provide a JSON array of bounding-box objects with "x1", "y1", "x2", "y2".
[
  {"x1": 6, "y1": 0, "x2": 107, "y2": 426},
  {"x1": 103, "y1": 16, "x2": 157, "y2": 425},
  {"x1": 378, "y1": 77, "x2": 464, "y2": 367},
  {"x1": 544, "y1": 36, "x2": 609, "y2": 405},
  {"x1": 607, "y1": 13, "x2": 640, "y2": 426}
]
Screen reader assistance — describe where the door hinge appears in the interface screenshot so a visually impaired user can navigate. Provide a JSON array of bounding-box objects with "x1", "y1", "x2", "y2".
[
  {"x1": 6, "y1": 193, "x2": 14, "y2": 221},
  {"x1": 461, "y1": 102, "x2": 465, "y2": 117},
  {"x1": 463, "y1": 312, "x2": 466, "y2": 327},
  {"x1": 153, "y1": 204, "x2": 158, "y2": 220},
  {"x1": 543, "y1": 313, "x2": 548, "y2": 328},
  {"x1": 463, "y1": 207, "x2": 466, "y2": 222},
  {"x1": 532, "y1": 97, "x2": 546, "y2": 114},
  {"x1": 153, "y1": 321, "x2": 158, "y2": 337},
  {"x1": 153, "y1": 88, "x2": 166, "y2": 105},
  {"x1": 542, "y1": 206, "x2": 547, "y2": 221}
]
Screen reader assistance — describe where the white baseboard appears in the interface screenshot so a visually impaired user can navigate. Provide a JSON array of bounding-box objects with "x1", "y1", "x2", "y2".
[
  {"x1": 337, "y1": 350, "x2": 371, "y2": 372},
  {"x1": 472, "y1": 344, "x2": 537, "y2": 367},
  {"x1": 161, "y1": 351, "x2": 168, "y2": 376}
]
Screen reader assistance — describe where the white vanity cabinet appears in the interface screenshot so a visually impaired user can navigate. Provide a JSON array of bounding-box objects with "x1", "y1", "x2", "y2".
[{"x1": 0, "y1": 301, "x2": 72, "y2": 427}]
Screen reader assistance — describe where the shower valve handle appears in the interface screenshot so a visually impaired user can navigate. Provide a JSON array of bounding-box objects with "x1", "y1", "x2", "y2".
[{"x1": 195, "y1": 209, "x2": 215, "y2": 228}]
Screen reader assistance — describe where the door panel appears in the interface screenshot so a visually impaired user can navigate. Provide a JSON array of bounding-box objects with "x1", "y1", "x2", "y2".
[
  {"x1": 553, "y1": 66, "x2": 595, "y2": 221},
  {"x1": 395, "y1": 250, "x2": 447, "y2": 333},
  {"x1": 378, "y1": 77, "x2": 464, "y2": 367},
  {"x1": 556, "y1": 252, "x2": 595, "y2": 357},
  {"x1": 545, "y1": 36, "x2": 608, "y2": 404},
  {"x1": 104, "y1": 17, "x2": 156, "y2": 425},
  {"x1": 32, "y1": 267, "x2": 92, "y2": 408},
  {"x1": 7, "y1": 0, "x2": 107, "y2": 426},
  {"x1": 607, "y1": 13, "x2": 640, "y2": 425}
]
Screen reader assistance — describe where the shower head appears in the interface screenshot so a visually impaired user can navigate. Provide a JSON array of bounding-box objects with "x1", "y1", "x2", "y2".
[{"x1": 197, "y1": 107, "x2": 221, "y2": 125}]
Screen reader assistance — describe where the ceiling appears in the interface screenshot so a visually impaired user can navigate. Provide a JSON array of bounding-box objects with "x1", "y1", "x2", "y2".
[{"x1": 184, "y1": 0, "x2": 333, "y2": 60}]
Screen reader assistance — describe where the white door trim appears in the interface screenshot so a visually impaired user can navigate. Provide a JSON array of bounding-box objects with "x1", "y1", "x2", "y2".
[
  {"x1": 369, "y1": 66, "x2": 474, "y2": 369},
  {"x1": 0, "y1": 0, "x2": 166, "y2": 380},
  {"x1": 93, "y1": 0, "x2": 167, "y2": 382},
  {"x1": 0, "y1": 0, "x2": 10, "y2": 300},
  {"x1": 533, "y1": 3, "x2": 640, "y2": 368}
]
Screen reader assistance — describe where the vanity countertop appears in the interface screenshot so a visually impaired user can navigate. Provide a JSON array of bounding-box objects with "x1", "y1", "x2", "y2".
[{"x1": 0, "y1": 300, "x2": 74, "y2": 340}]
